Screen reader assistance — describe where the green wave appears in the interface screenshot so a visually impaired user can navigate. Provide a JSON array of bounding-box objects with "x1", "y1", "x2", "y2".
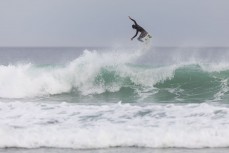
[
  {"x1": 154, "y1": 65, "x2": 227, "y2": 103},
  {"x1": 51, "y1": 64, "x2": 229, "y2": 103}
]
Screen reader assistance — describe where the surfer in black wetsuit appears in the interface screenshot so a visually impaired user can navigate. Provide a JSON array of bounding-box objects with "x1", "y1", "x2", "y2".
[{"x1": 129, "y1": 16, "x2": 151, "y2": 42}]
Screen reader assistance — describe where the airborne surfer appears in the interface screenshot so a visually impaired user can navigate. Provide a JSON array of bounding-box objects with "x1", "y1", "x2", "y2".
[{"x1": 129, "y1": 16, "x2": 151, "y2": 42}]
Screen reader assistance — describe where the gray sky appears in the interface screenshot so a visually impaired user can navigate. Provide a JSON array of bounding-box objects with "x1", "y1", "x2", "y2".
[{"x1": 0, "y1": 0, "x2": 229, "y2": 47}]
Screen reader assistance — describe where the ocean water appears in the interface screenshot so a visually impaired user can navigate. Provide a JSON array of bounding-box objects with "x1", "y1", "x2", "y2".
[{"x1": 1, "y1": 45, "x2": 229, "y2": 152}]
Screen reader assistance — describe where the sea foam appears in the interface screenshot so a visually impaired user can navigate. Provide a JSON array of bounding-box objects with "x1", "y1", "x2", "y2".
[{"x1": 1, "y1": 101, "x2": 229, "y2": 149}]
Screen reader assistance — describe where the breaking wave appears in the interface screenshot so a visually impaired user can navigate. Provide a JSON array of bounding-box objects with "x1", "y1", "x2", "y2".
[{"x1": 0, "y1": 47, "x2": 229, "y2": 103}]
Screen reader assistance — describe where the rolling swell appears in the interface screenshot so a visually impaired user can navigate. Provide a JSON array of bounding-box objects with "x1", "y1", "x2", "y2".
[{"x1": 154, "y1": 65, "x2": 229, "y2": 102}]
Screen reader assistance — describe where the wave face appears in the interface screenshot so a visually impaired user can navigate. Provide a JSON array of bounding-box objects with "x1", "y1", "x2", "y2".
[{"x1": 1, "y1": 47, "x2": 229, "y2": 103}]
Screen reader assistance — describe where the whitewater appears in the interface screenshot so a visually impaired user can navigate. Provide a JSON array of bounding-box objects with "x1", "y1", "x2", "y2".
[{"x1": 1, "y1": 46, "x2": 229, "y2": 152}]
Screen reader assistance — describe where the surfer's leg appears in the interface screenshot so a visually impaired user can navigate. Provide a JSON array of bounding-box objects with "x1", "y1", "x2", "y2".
[{"x1": 138, "y1": 31, "x2": 147, "y2": 42}]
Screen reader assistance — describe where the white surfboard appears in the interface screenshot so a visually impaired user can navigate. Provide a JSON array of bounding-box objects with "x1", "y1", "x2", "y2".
[
  {"x1": 143, "y1": 34, "x2": 152, "y2": 46},
  {"x1": 144, "y1": 34, "x2": 152, "y2": 41}
]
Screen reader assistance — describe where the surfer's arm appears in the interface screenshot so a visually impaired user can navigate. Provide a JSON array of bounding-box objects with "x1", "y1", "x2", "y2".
[
  {"x1": 131, "y1": 30, "x2": 138, "y2": 40},
  {"x1": 129, "y1": 16, "x2": 137, "y2": 25}
]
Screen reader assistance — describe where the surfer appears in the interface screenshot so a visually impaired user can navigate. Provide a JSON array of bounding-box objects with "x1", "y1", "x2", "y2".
[{"x1": 129, "y1": 16, "x2": 151, "y2": 42}]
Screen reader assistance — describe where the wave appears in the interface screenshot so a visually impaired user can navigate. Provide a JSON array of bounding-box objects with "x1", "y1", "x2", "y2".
[
  {"x1": 1, "y1": 101, "x2": 229, "y2": 149},
  {"x1": 0, "y1": 47, "x2": 149, "y2": 98},
  {"x1": 0, "y1": 48, "x2": 229, "y2": 102}
]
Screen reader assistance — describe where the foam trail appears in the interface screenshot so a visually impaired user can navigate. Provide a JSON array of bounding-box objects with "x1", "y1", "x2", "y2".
[{"x1": 1, "y1": 102, "x2": 229, "y2": 149}]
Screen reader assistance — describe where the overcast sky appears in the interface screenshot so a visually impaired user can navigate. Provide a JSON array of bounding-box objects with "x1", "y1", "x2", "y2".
[{"x1": 0, "y1": 0, "x2": 229, "y2": 47}]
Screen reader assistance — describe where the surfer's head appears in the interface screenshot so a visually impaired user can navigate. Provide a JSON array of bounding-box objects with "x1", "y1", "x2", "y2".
[{"x1": 132, "y1": 25, "x2": 136, "y2": 29}]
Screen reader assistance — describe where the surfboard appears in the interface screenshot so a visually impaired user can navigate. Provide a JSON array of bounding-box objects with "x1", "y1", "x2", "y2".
[
  {"x1": 143, "y1": 34, "x2": 152, "y2": 46},
  {"x1": 144, "y1": 34, "x2": 152, "y2": 41}
]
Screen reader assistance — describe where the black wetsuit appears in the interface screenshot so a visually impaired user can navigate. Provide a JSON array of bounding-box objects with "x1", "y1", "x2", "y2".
[{"x1": 130, "y1": 18, "x2": 148, "y2": 42}]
